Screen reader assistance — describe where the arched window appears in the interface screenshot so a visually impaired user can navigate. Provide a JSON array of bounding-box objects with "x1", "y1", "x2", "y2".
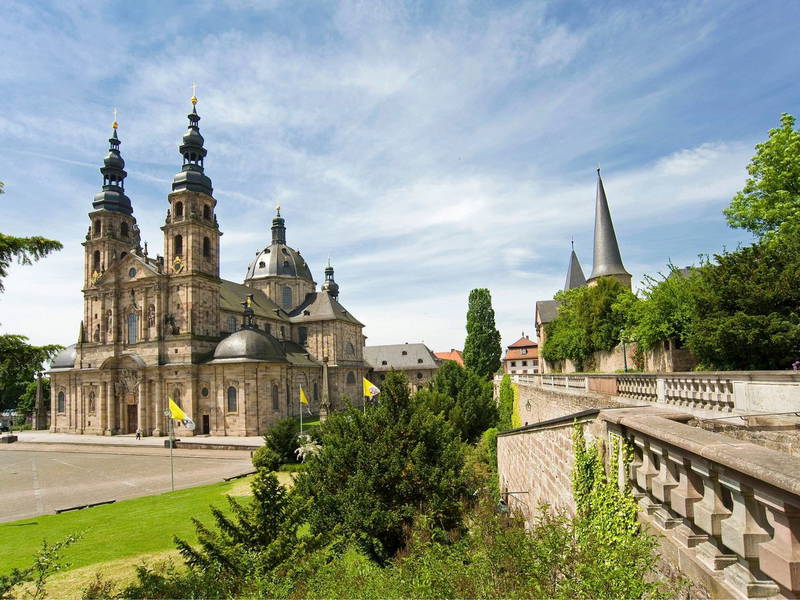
[
  {"x1": 417, "y1": 358, "x2": 423, "y2": 364},
  {"x1": 203, "y1": 237, "x2": 211, "y2": 257},
  {"x1": 93, "y1": 250, "x2": 101, "y2": 272},
  {"x1": 127, "y1": 313, "x2": 138, "y2": 344},
  {"x1": 57, "y1": 391, "x2": 65, "y2": 413},
  {"x1": 227, "y1": 316, "x2": 237, "y2": 333},
  {"x1": 120, "y1": 222, "x2": 129, "y2": 238},
  {"x1": 227, "y1": 386, "x2": 238, "y2": 412},
  {"x1": 174, "y1": 235, "x2": 183, "y2": 256},
  {"x1": 258, "y1": 261, "x2": 265, "y2": 268},
  {"x1": 88, "y1": 392, "x2": 96, "y2": 414},
  {"x1": 93, "y1": 325, "x2": 100, "y2": 342},
  {"x1": 175, "y1": 202, "x2": 183, "y2": 218},
  {"x1": 280, "y1": 325, "x2": 285, "y2": 340},
  {"x1": 281, "y1": 286, "x2": 292, "y2": 309},
  {"x1": 93, "y1": 220, "x2": 101, "y2": 237},
  {"x1": 203, "y1": 205, "x2": 210, "y2": 219},
  {"x1": 346, "y1": 371, "x2": 356, "y2": 384},
  {"x1": 272, "y1": 384, "x2": 279, "y2": 411},
  {"x1": 346, "y1": 342, "x2": 355, "y2": 356},
  {"x1": 173, "y1": 388, "x2": 182, "y2": 408}
]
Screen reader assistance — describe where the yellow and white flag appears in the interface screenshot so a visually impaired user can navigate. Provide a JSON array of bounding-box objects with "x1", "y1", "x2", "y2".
[
  {"x1": 299, "y1": 386, "x2": 309, "y2": 405},
  {"x1": 168, "y1": 397, "x2": 195, "y2": 431},
  {"x1": 363, "y1": 378, "x2": 380, "y2": 398}
]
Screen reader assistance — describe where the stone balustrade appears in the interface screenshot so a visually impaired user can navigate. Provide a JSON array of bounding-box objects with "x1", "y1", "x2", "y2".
[
  {"x1": 520, "y1": 371, "x2": 800, "y2": 416},
  {"x1": 604, "y1": 409, "x2": 800, "y2": 598}
]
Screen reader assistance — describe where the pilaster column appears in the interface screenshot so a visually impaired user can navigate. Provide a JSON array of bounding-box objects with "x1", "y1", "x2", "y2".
[
  {"x1": 153, "y1": 377, "x2": 163, "y2": 436},
  {"x1": 49, "y1": 384, "x2": 56, "y2": 432},
  {"x1": 634, "y1": 438, "x2": 658, "y2": 492},
  {"x1": 719, "y1": 474, "x2": 771, "y2": 564},
  {"x1": 137, "y1": 382, "x2": 146, "y2": 436},
  {"x1": 98, "y1": 382, "x2": 107, "y2": 434},
  {"x1": 105, "y1": 382, "x2": 115, "y2": 435}
]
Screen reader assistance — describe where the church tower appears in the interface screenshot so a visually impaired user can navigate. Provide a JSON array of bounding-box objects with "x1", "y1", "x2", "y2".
[
  {"x1": 587, "y1": 169, "x2": 631, "y2": 289},
  {"x1": 83, "y1": 118, "x2": 140, "y2": 289},
  {"x1": 162, "y1": 91, "x2": 221, "y2": 279},
  {"x1": 564, "y1": 242, "x2": 587, "y2": 290},
  {"x1": 161, "y1": 91, "x2": 222, "y2": 340}
]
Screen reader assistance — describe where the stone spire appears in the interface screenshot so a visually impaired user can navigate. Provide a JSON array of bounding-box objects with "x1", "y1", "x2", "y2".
[
  {"x1": 587, "y1": 169, "x2": 631, "y2": 287},
  {"x1": 271, "y1": 205, "x2": 286, "y2": 244},
  {"x1": 564, "y1": 241, "x2": 586, "y2": 290},
  {"x1": 321, "y1": 258, "x2": 340, "y2": 299},
  {"x1": 172, "y1": 89, "x2": 213, "y2": 195},
  {"x1": 92, "y1": 118, "x2": 133, "y2": 215}
]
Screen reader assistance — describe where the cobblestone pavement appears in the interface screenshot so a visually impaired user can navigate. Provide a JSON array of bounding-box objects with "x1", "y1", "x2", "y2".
[{"x1": 0, "y1": 444, "x2": 255, "y2": 523}]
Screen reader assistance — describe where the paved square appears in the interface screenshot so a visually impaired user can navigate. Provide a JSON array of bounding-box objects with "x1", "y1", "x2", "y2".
[{"x1": 0, "y1": 444, "x2": 255, "y2": 523}]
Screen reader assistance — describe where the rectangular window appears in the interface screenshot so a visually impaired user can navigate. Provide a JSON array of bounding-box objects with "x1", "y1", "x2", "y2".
[
  {"x1": 522, "y1": 361, "x2": 527, "y2": 366},
  {"x1": 511, "y1": 361, "x2": 516, "y2": 367},
  {"x1": 298, "y1": 326, "x2": 308, "y2": 346},
  {"x1": 282, "y1": 286, "x2": 292, "y2": 309}
]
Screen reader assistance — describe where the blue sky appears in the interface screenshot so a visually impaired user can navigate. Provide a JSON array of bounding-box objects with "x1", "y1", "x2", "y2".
[{"x1": 1, "y1": 0, "x2": 798, "y2": 351}]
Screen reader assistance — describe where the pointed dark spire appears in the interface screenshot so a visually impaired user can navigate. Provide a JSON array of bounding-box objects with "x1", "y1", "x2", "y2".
[
  {"x1": 564, "y1": 245, "x2": 587, "y2": 290},
  {"x1": 321, "y1": 257, "x2": 340, "y2": 299},
  {"x1": 588, "y1": 169, "x2": 630, "y2": 283},
  {"x1": 271, "y1": 205, "x2": 286, "y2": 244},
  {"x1": 172, "y1": 90, "x2": 213, "y2": 195},
  {"x1": 93, "y1": 118, "x2": 133, "y2": 215}
]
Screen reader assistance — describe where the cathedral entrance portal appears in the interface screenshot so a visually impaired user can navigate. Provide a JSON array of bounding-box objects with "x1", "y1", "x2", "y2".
[{"x1": 126, "y1": 404, "x2": 138, "y2": 434}]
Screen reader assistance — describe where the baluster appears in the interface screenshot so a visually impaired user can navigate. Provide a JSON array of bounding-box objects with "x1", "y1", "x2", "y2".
[
  {"x1": 719, "y1": 475, "x2": 771, "y2": 568},
  {"x1": 754, "y1": 490, "x2": 800, "y2": 594}
]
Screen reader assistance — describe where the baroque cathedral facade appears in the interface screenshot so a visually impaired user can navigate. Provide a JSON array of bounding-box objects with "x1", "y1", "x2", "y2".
[{"x1": 48, "y1": 98, "x2": 368, "y2": 437}]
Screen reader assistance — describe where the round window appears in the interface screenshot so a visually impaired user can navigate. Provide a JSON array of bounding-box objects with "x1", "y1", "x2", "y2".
[
  {"x1": 201, "y1": 387, "x2": 209, "y2": 397},
  {"x1": 128, "y1": 267, "x2": 137, "y2": 277},
  {"x1": 416, "y1": 372, "x2": 423, "y2": 379}
]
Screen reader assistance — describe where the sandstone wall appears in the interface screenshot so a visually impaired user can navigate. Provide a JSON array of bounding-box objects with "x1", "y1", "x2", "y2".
[{"x1": 515, "y1": 381, "x2": 626, "y2": 426}]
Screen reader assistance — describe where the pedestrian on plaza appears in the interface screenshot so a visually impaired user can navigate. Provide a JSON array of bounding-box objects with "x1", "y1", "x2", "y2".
[{"x1": 135, "y1": 427, "x2": 142, "y2": 440}]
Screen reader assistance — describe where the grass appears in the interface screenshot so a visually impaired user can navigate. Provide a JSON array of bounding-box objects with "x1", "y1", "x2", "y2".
[{"x1": 0, "y1": 473, "x2": 294, "y2": 574}]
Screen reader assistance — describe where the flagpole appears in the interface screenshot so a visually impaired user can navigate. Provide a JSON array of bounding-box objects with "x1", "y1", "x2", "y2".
[
  {"x1": 300, "y1": 392, "x2": 303, "y2": 435},
  {"x1": 169, "y1": 416, "x2": 175, "y2": 492}
]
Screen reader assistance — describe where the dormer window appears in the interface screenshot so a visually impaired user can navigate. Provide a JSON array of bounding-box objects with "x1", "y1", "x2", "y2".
[
  {"x1": 401, "y1": 350, "x2": 407, "y2": 356},
  {"x1": 381, "y1": 360, "x2": 387, "y2": 365},
  {"x1": 417, "y1": 358, "x2": 423, "y2": 364},
  {"x1": 521, "y1": 348, "x2": 527, "y2": 355},
  {"x1": 259, "y1": 261, "x2": 266, "y2": 268}
]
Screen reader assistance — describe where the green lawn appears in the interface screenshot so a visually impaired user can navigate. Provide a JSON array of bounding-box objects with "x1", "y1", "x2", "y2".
[{"x1": 0, "y1": 476, "x2": 257, "y2": 573}]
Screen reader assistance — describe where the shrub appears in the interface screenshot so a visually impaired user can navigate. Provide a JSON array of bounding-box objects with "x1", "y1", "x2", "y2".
[
  {"x1": 497, "y1": 374, "x2": 514, "y2": 431},
  {"x1": 295, "y1": 370, "x2": 467, "y2": 563},
  {"x1": 263, "y1": 417, "x2": 300, "y2": 464},
  {"x1": 252, "y1": 445, "x2": 281, "y2": 471}
]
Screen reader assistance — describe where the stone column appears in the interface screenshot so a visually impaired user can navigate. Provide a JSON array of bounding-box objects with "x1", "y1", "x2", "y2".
[
  {"x1": 49, "y1": 383, "x2": 57, "y2": 432},
  {"x1": 319, "y1": 357, "x2": 330, "y2": 422},
  {"x1": 106, "y1": 382, "x2": 115, "y2": 435},
  {"x1": 719, "y1": 475, "x2": 771, "y2": 565},
  {"x1": 137, "y1": 381, "x2": 146, "y2": 436},
  {"x1": 153, "y1": 377, "x2": 163, "y2": 436},
  {"x1": 98, "y1": 382, "x2": 107, "y2": 434}
]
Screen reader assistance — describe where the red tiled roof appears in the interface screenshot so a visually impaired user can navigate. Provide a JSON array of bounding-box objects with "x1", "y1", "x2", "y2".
[
  {"x1": 503, "y1": 346, "x2": 539, "y2": 361},
  {"x1": 434, "y1": 349, "x2": 464, "y2": 366},
  {"x1": 508, "y1": 335, "x2": 537, "y2": 349}
]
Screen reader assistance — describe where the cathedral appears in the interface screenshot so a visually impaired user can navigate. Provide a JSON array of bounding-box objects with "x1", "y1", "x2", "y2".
[{"x1": 48, "y1": 97, "x2": 369, "y2": 437}]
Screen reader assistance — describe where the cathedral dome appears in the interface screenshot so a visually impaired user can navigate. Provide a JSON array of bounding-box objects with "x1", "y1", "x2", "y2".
[
  {"x1": 51, "y1": 344, "x2": 76, "y2": 369},
  {"x1": 245, "y1": 208, "x2": 314, "y2": 283},
  {"x1": 246, "y1": 244, "x2": 314, "y2": 282},
  {"x1": 212, "y1": 328, "x2": 286, "y2": 362}
]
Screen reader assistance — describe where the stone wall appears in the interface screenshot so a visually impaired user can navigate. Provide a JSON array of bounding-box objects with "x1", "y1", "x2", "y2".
[{"x1": 514, "y1": 380, "x2": 626, "y2": 426}]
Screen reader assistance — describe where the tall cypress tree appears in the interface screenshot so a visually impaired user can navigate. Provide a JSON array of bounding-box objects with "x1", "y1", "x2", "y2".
[{"x1": 463, "y1": 288, "x2": 502, "y2": 378}]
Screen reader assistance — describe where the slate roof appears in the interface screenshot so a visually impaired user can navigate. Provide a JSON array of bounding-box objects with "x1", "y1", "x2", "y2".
[
  {"x1": 283, "y1": 341, "x2": 322, "y2": 367},
  {"x1": 364, "y1": 343, "x2": 439, "y2": 371},
  {"x1": 219, "y1": 280, "x2": 289, "y2": 322},
  {"x1": 288, "y1": 292, "x2": 364, "y2": 326},
  {"x1": 588, "y1": 170, "x2": 630, "y2": 281},
  {"x1": 565, "y1": 249, "x2": 587, "y2": 290},
  {"x1": 535, "y1": 300, "x2": 560, "y2": 325}
]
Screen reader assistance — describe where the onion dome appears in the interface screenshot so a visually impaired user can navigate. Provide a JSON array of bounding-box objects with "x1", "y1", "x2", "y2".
[
  {"x1": 245, "y1": 206, "x2": 314, "y2": 283},
  {"x1": 50, "y1": 344, "x2": 76, "y2": 369},
  {"x1": 172, "y1": 91, "x2": 213, "y2": 195},
  {"x1": 321, "y1": 259, "x2": 339, "y2": 299},
  {"x1": 92, "y1": 120, "x2": 133, "y2": 215}
]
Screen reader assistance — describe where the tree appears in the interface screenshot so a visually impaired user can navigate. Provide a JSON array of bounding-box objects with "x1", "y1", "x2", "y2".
[
  {"x1": 17, "y1": 377, "x2": 50, "y2": 422},
  {"x1": 0, "y1": 181, "x2": 63, "y2": 293},
  {"x1": 540, "y1": 277, "x2": 630, "y2": 370},
  {"x1": 262, "y1": 417, "x2": 300, "y2": 464},
  {"x1": 416, "y1": 360, "x2": 498, "y2": 443},
  {"x1": 724, "y1": 114, "x2": 800, "y2": 242},
  {"x1": 685, "y1": 237, "x2": 800, "y2": 370},
  {"x1": 295, "y1": 370, "x2": 467, "y2": 563},
  {"x1": 497, "y1": 374, "x2": 514, "y2": 431},
  {"x1": 463, "y1": 288, "x2": 502, "y2": 378},
  {"x1": 0, "y1": 335, "x2": 62, "y2": 412}
]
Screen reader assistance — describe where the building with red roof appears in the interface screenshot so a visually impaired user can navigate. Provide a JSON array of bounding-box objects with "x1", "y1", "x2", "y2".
[
  {"x1": 503, "y1": 334, "x2": 538, "y2": 375},
  {"x1": 434, "y1": 349, "x2": 464, "y2": 366}
]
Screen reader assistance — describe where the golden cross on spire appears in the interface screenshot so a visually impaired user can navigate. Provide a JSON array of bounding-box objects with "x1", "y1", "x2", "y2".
[
  {"x1": 112, "y1": 107, "x2": 118, "y2": 130},
  {"x1": 191, "y1": 82, "x2": 198, "y2": 106},
  {"x1": 276, "y1": 203, "x2": 281, "y2": 216}
]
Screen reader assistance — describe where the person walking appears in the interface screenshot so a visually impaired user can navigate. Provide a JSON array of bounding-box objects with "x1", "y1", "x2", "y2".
[{"x1": 135, "y1": 427, "x2": 142, "y2": 440}]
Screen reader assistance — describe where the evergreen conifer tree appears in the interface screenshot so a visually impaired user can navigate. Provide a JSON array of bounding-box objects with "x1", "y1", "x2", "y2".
[{"x1": 463, "y1": 288, "x2": 501, "y2": 379}]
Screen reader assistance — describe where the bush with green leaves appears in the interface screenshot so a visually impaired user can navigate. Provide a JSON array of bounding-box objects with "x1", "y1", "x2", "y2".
[
  {"x1": 497, "y1": 374, "x2": 514, "y2": 431},
  {"x1": 295, "y1": 370, "x2": 467, "y2": 563},
  {"x1": 263, "y1": 417, "x2": 300, "y2": 464},
  {"x1": 252, "y1": 445, "x2": 281, "y2": 471},
  {"x1": 0, "y1": 534, "x2": 79, "y2": 600},
  {"x1": 415, "y1": 360, "x2": 498, "y2": 443}
]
